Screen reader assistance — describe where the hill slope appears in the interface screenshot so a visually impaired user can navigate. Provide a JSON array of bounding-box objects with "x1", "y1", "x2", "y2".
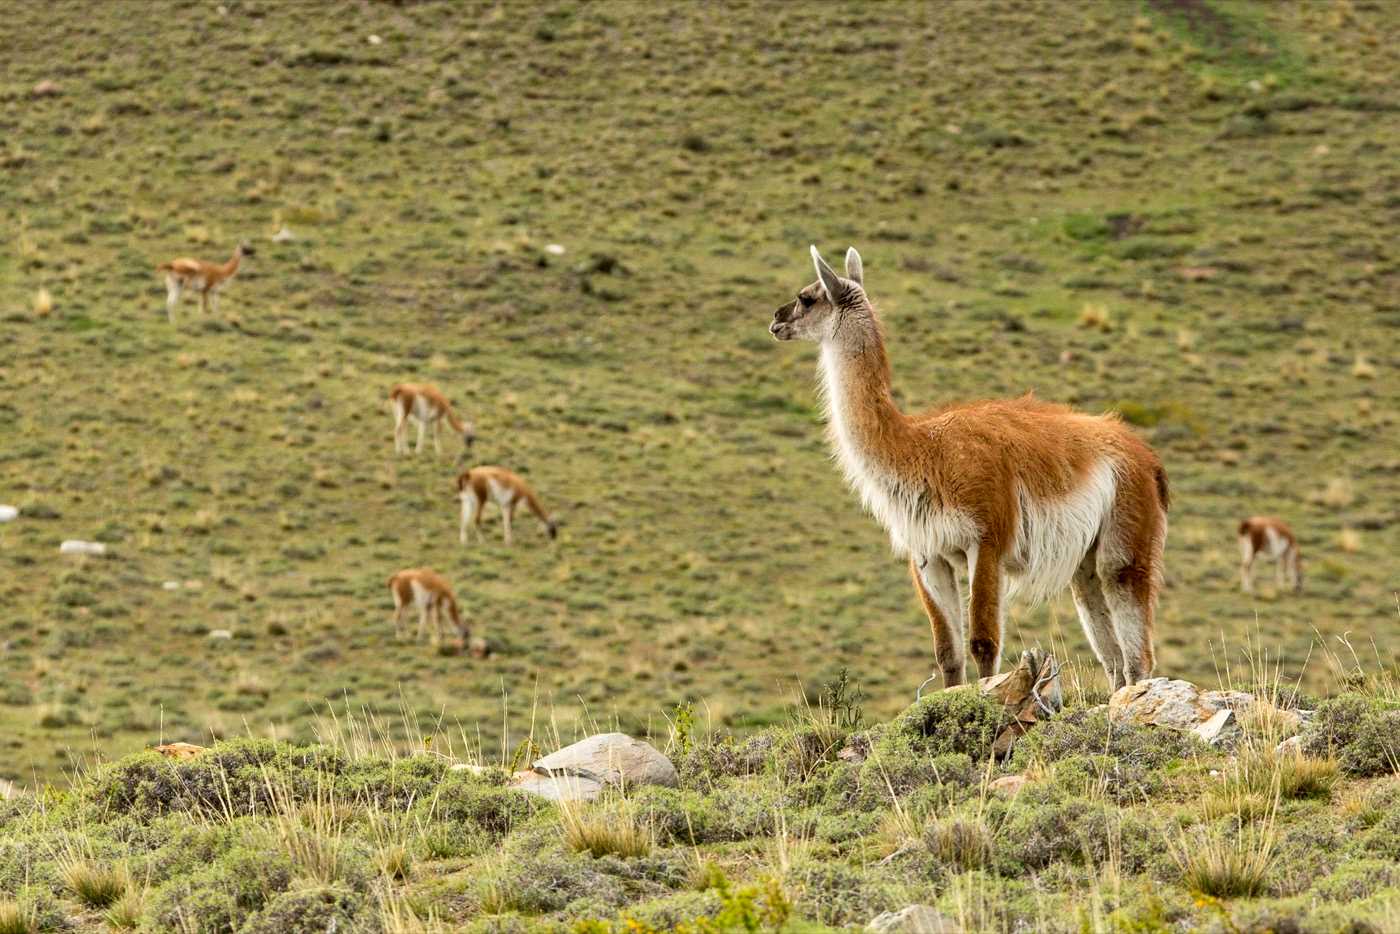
[{"x1": 1, "y1": 0, "x2": 1397, "y2": 784}]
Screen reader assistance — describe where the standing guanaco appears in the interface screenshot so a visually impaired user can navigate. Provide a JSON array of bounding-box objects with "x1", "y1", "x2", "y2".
[
  {"x1": 158, "y1": 243, "x2": 254, "y2": 323},
  {"x1": 1238, "y1": 516, "x2": 1302, "y2": 594},
  {"x1": 387, "y1": 568, "x2": 468, "y2": 644},
  {"x1": 389, "y1": 383, "x2": 476, "y2": 456},
  {"x1": 457, "y1": 467, "x2": 559, "y2": 546},
  {"x1": 770, "y1": 245, "x2": 1169, "y2": 690}
]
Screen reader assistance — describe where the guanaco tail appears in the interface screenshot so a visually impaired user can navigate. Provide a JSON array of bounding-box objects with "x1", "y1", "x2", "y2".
[
  {"x1": 770, "y1": 245, "x2": 1169, "y2": 690},
  {"x1": 1238, "y1": 516, "x2": 1301, "y2": 594},
  {"x1": 158, "y1": 243, "x2": 253, "y2": 323},
  {"x1": 389, "y1": 383, "x2": 476, "y2": 456},
  {"x1": 387, "y1": 568, "x2": 468, "y2": 644},
  {"x1": 457, "y1": 466, "x2": 558, "y2": 546}
]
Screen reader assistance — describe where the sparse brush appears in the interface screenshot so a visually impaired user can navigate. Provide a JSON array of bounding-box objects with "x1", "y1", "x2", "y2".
[
  {"x1": 1313, "y1": 477, "x2": 1355, "y2": 508},
  {"x1": 374, "y1": 884, "x2": 434, "y2": 933},
  {"x1": 1077, "y1": 302, "x2": 1112, "y2": 331},
  {"x1": 924, "y1": 815, "x2": 991, "y2": 871},
  {"x1": 103, "y1": 886, "x2": 145, "y2": 929},
  {"x1": 32, "y1": 288, "x2": 52, "y2": 317},
  {"x1": 0, "y1": 901, "x2": 36, "y2": 934},
  {"x1": 1237, "y1": 700, "x2": 1302, "y2": 748},
  {"x1": 1172, "y1": 812, "x2": 1278, "y2": 898},
  {"x1": 558, "y1": 798, "x2": 653, "y2": 859},
  {"x1": 375, "y1": 843, "x2": 412, "y2": 881},
  {"x1": 1206, "y1": 748, "x2": 1338, "y2": 819},
  {"x1": 57, "y1": 851, "x2": 129, "y2": 909}
]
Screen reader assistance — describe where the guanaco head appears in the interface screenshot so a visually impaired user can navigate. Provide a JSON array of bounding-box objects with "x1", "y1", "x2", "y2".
[{"x1": 770, "y1": 245, "x2": 865, "y2": 343}]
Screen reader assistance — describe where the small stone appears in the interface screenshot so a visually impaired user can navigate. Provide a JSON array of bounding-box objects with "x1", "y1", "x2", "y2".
[
  {"x1": 544, "y1": 243, "x2": 566, "y2": 255},
  {"x1": 990, "y1": 774, "x2": 1028, "y2": 797},
  {"x1": 208, "y1": 629, "x2": 233, "y2": 641},
  {"x1": 155, "y1": 742, "x2": 206, "y2": 760},
  {"x1": 367, "y1": 34, "x2": 383, "y2": 45},
  {"x1": 162, "y1": 581, "x2": 181, "y2": 591},
  {"x1": 59, "y1": 540, "x2": 106, "y2": 556},
  {"x1": 0, "y1": 505, "x2": 17, "y2": 522},
  {"x1": 509, "y1": 770, "x2": 604, "y2": 802},
  {"x1": 271, "y1": 226, "x2": 295, "y2": 242},
  {"x1": 1276, "y1": 735, "x2": 1304, "y2": 757},
  {"x1": 1110, "y1": 678, "x2": 1254, "y2": 732},
  {"x1": 32, "y1": 80, "x2": 60, "y2": 97},
  {"x1": 868, "y1": 904, "x2": 960, "y2": 933}
]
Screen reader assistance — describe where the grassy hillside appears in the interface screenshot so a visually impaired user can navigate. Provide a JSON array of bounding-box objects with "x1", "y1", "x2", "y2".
[{"x1": 1, "y1": 0, "x2": 1397, "y2": 786}]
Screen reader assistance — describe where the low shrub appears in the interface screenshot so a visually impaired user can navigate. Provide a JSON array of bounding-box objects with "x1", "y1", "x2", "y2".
[
  {"x1": 422, "y1": 775, "x2": 539, "y2": 836},
  {"x1": 240, "y1": 883, "x2": 366, "y2": 934},
  {"x1": 1009, "y1": 707, "x2": 1202, "y2": 774},
  {"x1": 1302, "y1": 694, "x2": 1400, "y2": 777},
  {"x1": 878, "y1": 690, "x2": 1007, "y2": 763}
]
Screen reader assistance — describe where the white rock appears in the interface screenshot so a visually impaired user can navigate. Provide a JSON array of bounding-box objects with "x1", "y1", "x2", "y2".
[
  {"x1": 533, "y1": 732, "x2": 677, "y2": 788},
  {"x1": 1193, "y1": 708, "x2": 1236, "y2": 746},
  {"x1": 271, "y1": 226, "x2": 295, "y2": 243},
  {"x1": 0, "y1": 505, "x2": 17, "y2": 522},
  {"x1": 208, "y1": 629, "x2": 233, "y2": 641},
  {"x1": 1109, "y1": 678, "x2": 1254, "y2": 731},
  {"x1": 367, "y1": 34, "x2": 383, "y2": 45},
  {"x1": 868, "y1": 905, "x2": 960, "y2": 933},
  {"x1": 59, "y1": 540, "x2": 106, "y2": 556},
  {"x1": 162, "y1": 581, "x2": 181, "y2": 591},
  {"x1": 509, "y1": 770, "x2": 604, "y2": 802},
  {"x1": 544, "y1": 243, "x2": 566, "y2": 255},
  {"x1": 1276, "y1": 735, "x2": 1305, "y2": 757}
]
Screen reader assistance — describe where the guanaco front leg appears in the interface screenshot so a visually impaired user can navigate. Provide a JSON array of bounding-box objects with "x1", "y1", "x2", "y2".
[
  {"x1": 501, "y1": 501, "x2": 515, "y2": 545},
  {"x1": 968, "y1": 545, "x2": 1004, "y2": 679},
  {"x1": 392, "y1": 603, "x2": 408, "y2": 641}
]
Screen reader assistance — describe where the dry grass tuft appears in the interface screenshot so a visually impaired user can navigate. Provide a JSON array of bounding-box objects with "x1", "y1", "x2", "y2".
[
  {"x1": 1337, "y1": 527, "x2": 1361, "y2": 553},
  {"x1": 558, "y1": 798, "x2": 653, "y2": 859},
  {"x1": 1077, "y1": 302, "x2": 1112, "y2": 331},
  {"x1": 32, "y1": 288, "x2": 52, "y2": 318},
  {"x1": 0, "y1": 900, "x2": 37, "y2": 934},
  {"x1": 1171, "y1": 804, "x2": 1278, "y2": 898}
]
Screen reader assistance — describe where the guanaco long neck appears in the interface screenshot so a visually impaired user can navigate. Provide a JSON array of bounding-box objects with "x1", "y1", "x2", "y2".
[
  {"x1": 817, "y1": 306, "x2": 925, "y2": 486},
  {"x1": 222, "y1": 250, "x2": 242, "y2": 278}
]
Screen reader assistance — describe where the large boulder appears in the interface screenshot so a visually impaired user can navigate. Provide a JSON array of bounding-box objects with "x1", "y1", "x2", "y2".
[{"x1": 509, "y1": 732, "x2": 678, "y2": 801}]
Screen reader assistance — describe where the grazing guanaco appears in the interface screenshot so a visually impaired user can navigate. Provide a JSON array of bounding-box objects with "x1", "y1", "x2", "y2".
[
  {"x1": 457, "y1": 466, "x2": 558, "y2": 546},
  {"x1": 1238, "y1": 516, "x2": 1301, "y2": 594},
  {"x1": 158, "y1": 243, "x2": 254, "y2": 323},
  {"x1": 389, "y1": 383, "x2": 476, "y2": 456},
  {"x1": 770, "y1": 245, "x2": 1169, "y2": 690},
  {"x1": 387, "y1": 568, "x2": 468, "y2": 644}
]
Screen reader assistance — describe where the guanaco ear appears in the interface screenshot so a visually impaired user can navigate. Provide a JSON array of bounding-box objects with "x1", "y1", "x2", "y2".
[
  {"x1": 810, "y1": 245, "x2": 844, "y2": 302},
  {"x1": 844, "y1": 247, "x2": 863, "y2": 287}
]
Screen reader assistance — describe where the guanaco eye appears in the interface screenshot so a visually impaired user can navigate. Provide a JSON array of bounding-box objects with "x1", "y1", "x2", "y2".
[{"x1": 799, "y1": 294, "x2": 816, "y2": 308}]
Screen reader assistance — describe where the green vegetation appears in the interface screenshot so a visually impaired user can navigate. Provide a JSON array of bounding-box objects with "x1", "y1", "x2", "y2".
[{"x1": 2, "y1": 688, "x2": 1399, "y2": 931}]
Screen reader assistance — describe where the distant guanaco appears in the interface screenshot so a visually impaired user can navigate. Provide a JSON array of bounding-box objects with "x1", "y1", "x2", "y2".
[
  {"x1": 158, "y1": 243, "x2": 254, "y2": 323},
  {"x1": 457, "y1": 467, "x2": 558, "y2": 546},
  {"x1": 389, "y1": 383, "x2": 476, "y2": 456},
  {"x1": 387, "y1": 568, "x2": 468, "y2": 644},
  {"x1": 1238, "y1": 516, "x2": 1301, "y2": 594}
]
